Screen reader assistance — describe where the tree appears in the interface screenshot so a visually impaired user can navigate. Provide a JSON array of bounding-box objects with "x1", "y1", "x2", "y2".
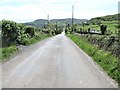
[
  {"x1": 16, "y1": 24, "x2": 26, "y2": 44},
  {"x1": 25, "y1": 26, "x2": 35, "y2": 37},
  {"x1": 2, "y1": 20, "x2": 19, "y2": 46},
  {"x1": 100, "y1": 24, "x2": 107, "y2": 35}
]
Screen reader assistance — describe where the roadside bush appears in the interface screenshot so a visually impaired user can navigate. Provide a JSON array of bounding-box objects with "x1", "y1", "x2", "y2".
[
  {"x1": 100, "y1": 25, "x2": 107, "y2": 35},
  {"x1": 2, "y1": 20, "x2": 19, "y2": 46}
]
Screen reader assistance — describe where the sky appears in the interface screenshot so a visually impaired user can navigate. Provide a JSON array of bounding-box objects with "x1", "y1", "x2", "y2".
[{"x1": 0, "y1": 0, "x2": 119, "y2": 23}]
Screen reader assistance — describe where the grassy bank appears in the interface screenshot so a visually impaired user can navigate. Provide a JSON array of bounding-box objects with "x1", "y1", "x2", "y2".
[
  {"x1": 82, "y1": 34, "x2": 119, "y2": 58},
  {"x1": 22, "y1": 34, "x2": 51, "y2": 45},
  {"x1": 68, "y1": 34, "x2": 119, "y2": 84}
]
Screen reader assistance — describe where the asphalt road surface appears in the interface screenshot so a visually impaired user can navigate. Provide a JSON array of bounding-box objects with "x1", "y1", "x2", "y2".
[{"x1": 2, "y1": 32, "x2": 118, "y2": 88}]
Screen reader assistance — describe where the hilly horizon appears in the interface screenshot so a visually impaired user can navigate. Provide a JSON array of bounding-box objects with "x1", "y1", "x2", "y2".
[
  {"x1": 90, "y1": 14, "x2": 118, "y2": 21},
  {"x1": 23, "y1": 14, "x2": 118, "y2": 28},
  {"x1": 23, "y1": 18, "x2": 88, "y2": 28}
]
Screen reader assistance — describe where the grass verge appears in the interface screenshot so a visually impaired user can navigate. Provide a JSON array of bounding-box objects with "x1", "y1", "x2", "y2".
[
  {"x1": 0, "y1": 45, "x2": 18, "y2": 61},
  {"x1": 68, "y1": 34, "x2": 120, "y2": 85},
  {"x1": 23, "y1": 34, "x2": 51, "y2": 45}
]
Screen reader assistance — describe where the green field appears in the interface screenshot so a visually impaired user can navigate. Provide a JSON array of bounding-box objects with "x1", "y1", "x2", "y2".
[{"x1": 75, "y1": 20, "x2": 118, "y2": 35}]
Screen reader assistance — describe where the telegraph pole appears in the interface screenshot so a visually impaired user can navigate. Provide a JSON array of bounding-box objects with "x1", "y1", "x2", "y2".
[
  {"x1": 56, "y1": 22, "x2": 57, "y2": 31},
  {"x1": 47, "y1": 14, "x2": 49, "y2": 30},
  {"x1": 72, "y1": 5, "x2": 74, "y2": 32}
]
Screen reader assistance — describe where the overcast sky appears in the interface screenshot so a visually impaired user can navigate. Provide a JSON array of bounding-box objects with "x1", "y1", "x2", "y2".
[{"x1": 0, "y1": 0, "x2": 119, "y2": 23}]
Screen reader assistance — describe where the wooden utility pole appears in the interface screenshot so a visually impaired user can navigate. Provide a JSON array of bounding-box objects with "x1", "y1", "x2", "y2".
[
  {"x1": 72, "y1": 5, "x2": 74, "y2": 32},
  {"x1": 47, "y1": 14, "x2": 49, "y2": 30},
  {"x1": 56, "y1": 22, "x2": 57, "y2": 30}
]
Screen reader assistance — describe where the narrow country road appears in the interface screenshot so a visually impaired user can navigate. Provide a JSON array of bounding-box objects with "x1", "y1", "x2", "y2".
[{"x1": 2, "y1": 32, "x2": 118, "y2": 88}]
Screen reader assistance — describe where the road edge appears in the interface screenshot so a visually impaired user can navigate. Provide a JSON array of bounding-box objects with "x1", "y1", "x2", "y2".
[{"x1": 67, "y1": 35, "x2": 118, "y2": 88}]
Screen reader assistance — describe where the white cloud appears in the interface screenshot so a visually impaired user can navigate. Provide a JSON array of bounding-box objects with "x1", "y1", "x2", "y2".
[
  {"x1": 1, "y1": 0, "x2": 34, "y2": 3},
  {"x1": 0, "y1": 4, "x2": 47, "y2": 22},
  {"x1": 0, "y1": 0, "x2": 119, "y2": 22}
]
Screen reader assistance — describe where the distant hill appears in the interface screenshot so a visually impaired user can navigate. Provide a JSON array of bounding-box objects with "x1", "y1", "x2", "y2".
[
  {"x1": 23, "y1": 19, "x2": 48, "y2": 27},
  {"x1": 23, "y1": 18, "x2": 88, "y2": 28},
  {"x1": 90, "y1": 14, "x2": 119, "y2": 22}
]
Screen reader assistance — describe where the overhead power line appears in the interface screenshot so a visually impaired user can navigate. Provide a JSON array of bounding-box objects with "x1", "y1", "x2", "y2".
[{"x1": 47, "y1": 14, "x2": 49, "y2": 30}]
